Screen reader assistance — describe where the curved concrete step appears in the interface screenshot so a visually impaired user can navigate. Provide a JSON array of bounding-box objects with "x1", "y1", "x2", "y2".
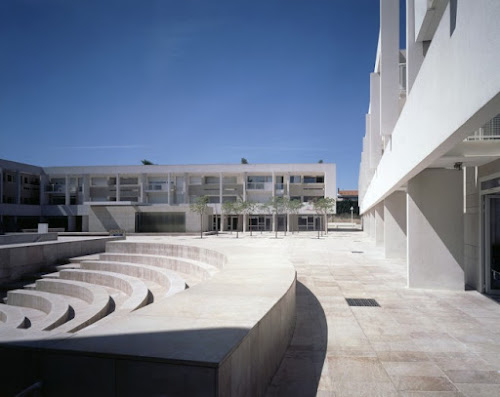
[
  {"x1": 6, "y1": 290, "x2": 71, "y2": 331},
  {"x1": 99, "y1": 253, "x2": 216, "y2": 286},
  {"x1": 81, "y1": 260, "x2": 187, "y2": 298},
  {"x1": 35, "y1": 278, "x2": 111, "y2": 333},
  {"x1": 0, "y1": 303, "x2": 28, "y2": 328},
  {"x1": 59, "y1": 269, "x2": 149, "y2": 312}
]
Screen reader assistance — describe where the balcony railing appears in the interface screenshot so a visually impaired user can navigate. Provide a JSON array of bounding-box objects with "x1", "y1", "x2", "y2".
[
  {"x1": 465, "y1": 115, "x2": 500, "y2": 141},
  {"x1": 147, "y1": 183, "x2": 167, "y2": 191}
]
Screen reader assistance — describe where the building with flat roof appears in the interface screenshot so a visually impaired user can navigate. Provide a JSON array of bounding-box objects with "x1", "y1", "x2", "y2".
[
  {"x1": 359, "y1": 0, "x2": 500, "y2": 294},
  {"x1": 0, "y1": 159, "x2": 336, "y2": 234}
]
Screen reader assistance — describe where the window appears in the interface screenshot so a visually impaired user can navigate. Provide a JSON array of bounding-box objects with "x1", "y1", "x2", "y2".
[
  {"x1": 189, "y1": 176, "x2": 202, "y2": 185},
  {"x1": 208, "y1": 196, "x2": 220, "y2": 203},
  {"x1": 247, "y1": 175, "x2": 271, "y2": 183},
  {"x1": 7, "y1": 174, "x2": 12, "y2": 183},
  {"x1": 303, "y1": 176, "x2": 324, "y2": 183},
  {"x1": 222, "y1": 196, "x2": 237, "y2": 203},
  {"x1": 290, "y1": 176, "x2": 301, "y2": 183},
  {"x1": 205, "y1": 176, "x2": 220, "y2": 184},
  {"x1": 223, "y1": 176, "x2": 237, "y2": 184}
]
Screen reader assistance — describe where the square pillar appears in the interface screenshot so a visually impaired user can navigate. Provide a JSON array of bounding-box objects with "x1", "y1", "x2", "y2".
[
  {"x1": 407, "y1": 169, "x2": 464, "y2": 290},
  {"x1": 369, "y1": 209, "x2": 376, "y2": 239},
  {"x1": 384, "y1": 191, "x2": 407, "y2": 259},
  {"x1": 375, "y1": 202, "x2": 384, "y2": 247}
]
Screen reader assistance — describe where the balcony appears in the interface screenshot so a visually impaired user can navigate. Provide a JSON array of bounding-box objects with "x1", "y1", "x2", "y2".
[
  {"x1": 289, "y1": 183, "x2": 324, "y2": 197},
  {"x1": 45, "y1": 185, "x2": 80, "y2": 194},
  {"x1": 146, "y1": 182, "x2": 168, "y2": 192}
]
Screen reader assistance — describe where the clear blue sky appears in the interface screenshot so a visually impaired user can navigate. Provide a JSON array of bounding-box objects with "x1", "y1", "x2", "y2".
[{"x1": 0, "y1": 0, "x2": 385, "y2": 190}]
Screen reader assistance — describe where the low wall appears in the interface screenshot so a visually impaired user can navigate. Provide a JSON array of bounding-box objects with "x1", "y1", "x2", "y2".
[
  {"x1": 0, "y1": 233, "x2": 58, "y2": 246},
  {"x1": 0, "y1": 240, "x2": 296, "y2": 397},
  {"x1": 0, "y1": 236, "x2": 124, "y2": 284}
]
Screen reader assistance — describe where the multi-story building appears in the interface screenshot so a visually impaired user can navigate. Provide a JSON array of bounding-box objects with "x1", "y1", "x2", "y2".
[
  {"x1": 0, "y1": 159, "x2": 336, "y2": 234},
  {"x1": 359, "y1": 0, "x2": 500, "y2": 294}
]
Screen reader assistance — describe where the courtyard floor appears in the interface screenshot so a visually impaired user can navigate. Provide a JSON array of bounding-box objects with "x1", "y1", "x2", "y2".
[{"x1": 130, "y1": 229, "x2": 500, "y2": 396}]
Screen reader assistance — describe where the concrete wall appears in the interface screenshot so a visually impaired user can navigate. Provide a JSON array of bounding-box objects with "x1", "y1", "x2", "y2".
[
  {"x1": 407, "y1": 169, "x2": 464, "y2": 290},
  {"x1": 88, "y1": 205, "x2": 212, "y2": 233},
  {"x1": 374, "y1": 202, "x2": 385, "y2": 247},
  {"x1": 0, "y1": 236, "x2": 123, "y2": 284},
  {"x1": 0, "y1": 232, "x2": 58, "y2": 246}
]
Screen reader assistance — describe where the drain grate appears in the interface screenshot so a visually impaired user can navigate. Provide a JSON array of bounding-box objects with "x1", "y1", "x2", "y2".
[
  {"x1": 346, "y1": 298, "x2": 380, "y2": 307},
  {"x1": 351, "y1": 251, "x2": 364, "y2": 254}
]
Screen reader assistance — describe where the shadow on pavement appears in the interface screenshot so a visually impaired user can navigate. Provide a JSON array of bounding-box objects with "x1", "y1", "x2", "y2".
[{"x1": 265, "y1": 281, "x2": 328, "y2": 397}]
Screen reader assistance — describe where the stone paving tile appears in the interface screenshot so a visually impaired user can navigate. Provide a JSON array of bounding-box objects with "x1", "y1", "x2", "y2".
[{"x1": 263, "y1": 230, "x2": 500, "y2": 397}]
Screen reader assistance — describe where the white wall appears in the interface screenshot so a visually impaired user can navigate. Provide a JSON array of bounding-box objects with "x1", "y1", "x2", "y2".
[
  {"x1": 362, "y1": 1, "x2": 500, "y2": 213},
  {"x1": 384, "y1": 191, "x2": 407, "y2": 259},
  {"x1": 407, "y1": 169, "x2": 464, "y2": 290}
]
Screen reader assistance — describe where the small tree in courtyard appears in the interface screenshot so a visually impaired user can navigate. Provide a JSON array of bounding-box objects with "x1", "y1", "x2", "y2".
[
  {"x1": 268, "y1": 196, "x2": 286, "y2": 238},
  {"x1": 241, "y1": 200, "x2": 257, "y2": 236},
  {"x1": 312, "y1": 197, "x2": 336, "y2": 238},
  {"x1": 190, "y1": 195, "x2": 209, "y2": 239},
  {"x1": 287, "y1": 199, "x2": 303, "y2": 233},
  {"x1": 222, "y1": 201, "x2": 235, "y2": 235}
]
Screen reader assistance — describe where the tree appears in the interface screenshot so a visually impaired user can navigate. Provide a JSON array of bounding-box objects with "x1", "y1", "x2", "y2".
[
  {"x1": 241, "y1": 158, "x2": 248, "y2": 164},
  {"x1": 258, "y1": 202, "x2": 272, "y2": 234},
  {"x1": 268, "y1": 196, "x2": 286, "y2": 238},
  {"x1": 312, "y1": 197, "x2": 336, "y2": 238},
  {"x1": 318, "y1": 159, "x2": 324, "y2": 164},
  {"x1": 190, "y1": 196, "x2": 209, "y2": 239},
  {"x1": 287, "y1": 199, "x2": 303, "y2": 233},
  {"x1": 280, "y1": 197, "x2": 291, "y2": 236},
  {"x1": 141, "y1": 159, "x2": 155, "y2": 165},
  {"x1": 241, "y1": 200, "x2": 257, "y2": 236},
  {"x1": 222, "y1": 201, "x2": 235, "y2": 235}
]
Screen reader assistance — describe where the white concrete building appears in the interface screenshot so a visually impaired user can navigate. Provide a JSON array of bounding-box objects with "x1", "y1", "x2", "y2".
[
  {"x1": 0, "y1": 160, "x2": 336, "y2": 234},
  {"x1": 359, "y1": 0, "x2": 500, "y2": 294}
]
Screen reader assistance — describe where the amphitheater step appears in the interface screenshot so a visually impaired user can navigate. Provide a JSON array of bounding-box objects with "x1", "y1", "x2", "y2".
[
  {"x1": 80, "y1": 260, "x2": 186, "y2": 299},
  {"x1": 35, "y1": 278, "x2": 112, "y2": 333},
  {"x1": 59, "y1": 269, "x2": 150, "y2": 313},
  {"x1": 0, "y1": 304, "x2": 28, "y2": 329},
  {"x1": 6, "y1": 289, "x2": 71, "y2": 331},
  {"x1": 54, "y1": 263, "x2": 81, "y2": 271},
  {"x1": 98, "y1": 253, "x2": 215, "y2": 287},
  {"x1": 69, "y1": 253, "x2": 102, "y2": 264}
]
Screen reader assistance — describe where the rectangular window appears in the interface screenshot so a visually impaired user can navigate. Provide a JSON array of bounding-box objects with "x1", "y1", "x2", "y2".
[
  {"x1": 205, "y1": 176, "x2": 220, "y2": 184},
  {"x1": 223, "y1": 176, "x2": 237, "y2": 184},
  {"x1": 303, "y1": 176, "x2": 324, "y2": 183},
  {"x1": 290, "y1": 175, "x2": 301, "y2": 183},
  {"x1": 189, "y1": 176, "x2": 202, "y2": 185}
]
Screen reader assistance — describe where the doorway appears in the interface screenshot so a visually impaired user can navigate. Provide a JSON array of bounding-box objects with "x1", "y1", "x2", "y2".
[{"x1": 485, "y1": 195, "x2": 500, "y2": 294}]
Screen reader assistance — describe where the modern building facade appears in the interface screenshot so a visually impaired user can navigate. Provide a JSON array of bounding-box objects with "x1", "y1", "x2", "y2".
[
  {"x1": 359, "y1": 0, "x2": 500, "y2": 294},
  {"x1": 0, "y1": 159, "x2": 336, "y2": 234}
]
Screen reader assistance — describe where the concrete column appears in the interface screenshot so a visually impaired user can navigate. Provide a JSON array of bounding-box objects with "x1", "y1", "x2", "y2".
[
  {"x1": 369, "y1": 209, "x2": 376, "y2": 239},
  {"x1": 271, "y1": 172, "x2": 276, "y2": 197},
  {"x1": 369, "y1": 74, "x2": 382, "y2": 168},
  {"x1": 243, "y1": 172, "x2": 247, "y2": 201},
  {"x1": 384, "y1": 190, "x2": 407, "y2": 259},
  {"x1": 219, "y1": 172, "x2": 223, "y2": 204},
  {"x1": 68, "y1": 216, "x2": 76, "y2": 232},
  {"x1": 167, "y1": 173, "x2": 171, "y2": 204},
  {"x1": 0, "y1": 168, "x2": 3, "y2": 204},
  {"x1": 286, "y1": 173, "x2": 290, "y2": 198},
  {"x1": 115, "y1": 174, "x2": 120, "y2": 202},
  {"x1": 406, "y1": 0, "x2": 424, "y2": 94},
  {"x1": 16, "y1": 171, "x2": 21, "y2": 204},
  {"x1": 65, "y1": 175, "x2": 70, "y2": 206},
  {"x1": 184, "y1": 173, "x2": 188, "y2": 204},
  {"x1": 375, "y1": 202, "x2": 384, "y2": 247},
  {"x1": 40, "y1": 174, "x2": 48, "y2": 205},
  {"x1": 407, "y1": 169, "x2": 464, "y2": 290},
  {"x1": 139, "y1": 173, "x2": 146, "y2": 203},
  {"x1": 243, "y1": 213, "x2": 247, "y2": 233}
]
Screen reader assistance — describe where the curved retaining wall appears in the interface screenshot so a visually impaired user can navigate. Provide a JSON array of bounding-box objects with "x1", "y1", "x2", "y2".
[{"x1": 0, "y1": 240, "x2": 296, "y2": 397}]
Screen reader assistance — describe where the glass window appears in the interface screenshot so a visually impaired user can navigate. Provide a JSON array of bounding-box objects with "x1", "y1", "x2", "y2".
[
  {"x1": 190, "y1": 176, "x2": 202, "y2": 185},
  {"x1": 290, "y1": 175, "x2": 301, "y2": 183},
  {"x1": 205, "y1": 176, "x2": 220, "y2": 184},
  {"x1": 223, "y1": 176, "x2": 237, "y2": 184}
]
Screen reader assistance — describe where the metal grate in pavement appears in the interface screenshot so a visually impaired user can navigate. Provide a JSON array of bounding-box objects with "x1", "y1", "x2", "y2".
[
  {"x1": 345, "y1": 298, "x2": 380, "y2": 307},
  {"x1": 351, "y1": 251, "x2": 364, "y2": 254}
]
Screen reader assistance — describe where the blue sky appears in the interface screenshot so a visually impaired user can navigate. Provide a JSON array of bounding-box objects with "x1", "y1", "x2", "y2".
[{"x1": 0, "y1": 0, "x2": 384, "y2": 189}]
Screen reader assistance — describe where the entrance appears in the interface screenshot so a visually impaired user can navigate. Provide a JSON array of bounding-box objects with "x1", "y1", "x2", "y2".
[{"x1": 485, "y1": 195, "x2": 500, "y2": 294}]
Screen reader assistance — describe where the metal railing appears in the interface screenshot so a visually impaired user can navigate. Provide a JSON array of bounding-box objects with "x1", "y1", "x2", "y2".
[{"x1": 465, "y1": 115, "x2": 500, "y2": 141}]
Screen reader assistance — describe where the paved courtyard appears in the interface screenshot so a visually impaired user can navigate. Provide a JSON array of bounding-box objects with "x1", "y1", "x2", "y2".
[{"x1": 129, "y1": 229, "x2": 500, "y2": 396}]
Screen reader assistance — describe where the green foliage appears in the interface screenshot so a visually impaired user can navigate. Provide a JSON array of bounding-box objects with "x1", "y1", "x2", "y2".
[
  {"x1": 141, "y1": 159, "x2": 155, "y2": 165},
  {"x1": 312, "y1": 197, "x2": 336, "y2": 215},
  {"x1": 337, "y1": 199, "x2": 359, "y2": 214},
  {"x1": 222, "y1": 200, "x2": 235, "y2": 215},
  {"x1": 241, "y1": 158, "x2": 248, "y2": 164},
  {"x1": 318, "y1": 159, "x2": 324, "y2": 163},
  {"x1": 287, "y1": 199, "x2": 303, "y2": 215},
  {"x1": 190, "y1": 195, "x2": 210, "y2": 215}
]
